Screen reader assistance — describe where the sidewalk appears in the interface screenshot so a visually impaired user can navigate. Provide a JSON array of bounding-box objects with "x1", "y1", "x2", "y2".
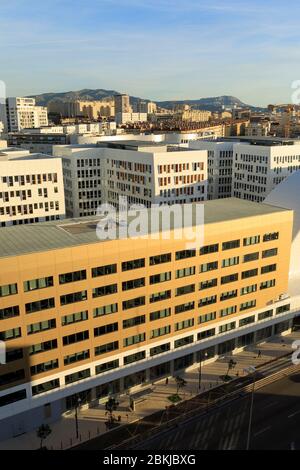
[{"x1": 0, "y1": 330, "x2": 299, "y2": 450}]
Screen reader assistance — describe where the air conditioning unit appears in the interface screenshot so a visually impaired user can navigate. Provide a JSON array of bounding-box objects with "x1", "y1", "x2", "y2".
[{"x1": 279, "y1": 293, "x2": 289, "y2": 301}]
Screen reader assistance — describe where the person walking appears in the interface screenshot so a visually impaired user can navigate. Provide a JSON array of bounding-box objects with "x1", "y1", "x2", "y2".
[{"x1": 257, "y1": 349, "x2": 261, "y2": 358}]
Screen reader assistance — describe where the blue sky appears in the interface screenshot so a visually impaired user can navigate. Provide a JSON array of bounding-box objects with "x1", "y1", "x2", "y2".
[{"x1": 1, "y1": 0, "x2": 300, "y2": 105}]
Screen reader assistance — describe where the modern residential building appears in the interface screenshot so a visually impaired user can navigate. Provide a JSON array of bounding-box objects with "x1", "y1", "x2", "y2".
[
  {"x1": 0, "y1": 198, "x2": 296, "y2": 439},
  {"x1": 0, "y1": 98, "x2": 48, "y2": 132},
  {"x1": 47, "y1": 99, "x2": 115, "y2": 119},
  {"x1": 115, "y1": 112, "x2": 148, "y2": 125},
  {"x1": 114, "y1": 94, "x2": 131, "y2": 114},
  {"x1": 0, "y1": 147, "x2": 65, "y2": 226}
]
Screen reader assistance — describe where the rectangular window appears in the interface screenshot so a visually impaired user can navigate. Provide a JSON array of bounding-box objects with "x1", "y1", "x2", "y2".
[
  {"x1": 175, "y1": 249, "x2": 196, "y2": 260},
  {"x1": 29, "y1": 339, "x2": 57, "y2": 355},
  {"x1": 262, "y1": 248, "x2": 278, "y2": 259},
  {"x1": 174, "y1": 335, "x2": 193, "y2": 348},
  {"x1": 150, "y1": 326, "x2": 171, "y2": 338},
  {"x1": 150, "y1": 343, "x2": 170, "y2": 356},
  {"x1": 124, "y1": 333, "x2": 146, "y2": 347},
  {"x1": 200, "y1": 244, "x2": 219, "y2": 255},
  {"x1": 243, "y1": 235, "x2": 260, "y2": 246},
  {"x1": 149, "y1": 253, "x2": 171, "y2": 265},
  {"x1": 0, "y1": 327, "x2": 21, "y2": 341},
  {"x1": 122, "y1": 296, "x2": 145, "y2": 310},
  {"x1": 240, "y1": 284, "x2": 257, "y2": 295},
  {"x1": 221, "y1": 273, "x2": 238, "y2": 284},
  {"x1": 258, "y1": 309, "x2": 273, "y2": 321},
  {"x1": 61, "y1": 311, "x2": 88, "y2": 326},
  {"x1": 64, "y1": 350, "x2": 90, "y2": 365},
  {"x1": 198, "y1": 311, "x2": 216, "y2": 324},
  {"x1": 0, "y1": 369, "x2": 25, "y2": 386},
  {"x1": 95, "y1": 341, "x2": 119, "y2": 356},
  {"x1": 220, "y1": 290, "x2": 237, "y2": 301},
  {"x1": 239, "y1": 315, "x2": 255, "y2": 327},
  {"x1": 0, "y1": 305, "x2": 19, "y2": 320},
  {"x1": 200, "y1": 261, "x2": 218, "y2": 273},
  {"x1": 261, "y1": 264, "x2": 277, "y2": 274},
  {"x1": 95, "y1": 359, "x2": 119, "y2": 375},
  {"x1": 122, "y1": 258, "x2": 145, "y2": 271},
  {"x1": 122, "y1": 278, "x2": 145, "y2": 291},
  {"x1": 24, "y1": 276, "x2": 53, "y2": 292},
  {"x1": 59, "y1": 270, "x2": 86, "y2": 284},
  {"x1": 32, "y1": 379, "x2": 60, "y2": 396},
  {"x1": 240, "y1": 300, "x2": 256, "y2": 311},
  {"x1": 276, "y1": 304, "x2": 290, "y2": 315},
  {"x1": 92, "y1": 284, "x2": 117, "y2": 298},
  {"x1": 222, "y1": 240, "x2": 240, "y2": 251},
  {"x1": 0, "y1": 390, "x2": 27, "y2": 408},
  {"x1": 197, "y1": 328, "x2": 215, "y2": 340},
  {"x1": 94, "y1": 323, "x2": 118, "y2": 337},
  {"x1": 243, "y1": 252, "x2": 259, "y2": 263},
  {"x1": 123, "y1": 315, "x2": 145, "y2": 329},
  {"x1": 92, "y1": 264, "x2": 117, "y2": 277},
  {"x1": 150, "y1": 272, "x2": 171, "y2": 284},
  {"x1": 263, "y1": 232, "x2": 279, "y2": 242},
  {"x1": 241, "y1": 269, "x2": 258, "y2": 279},
  {"x1": 93, "y1": 303, "x2": 118, "y2": 318},
  {"x1": 175, "y1": 301, "x2": 194, "y2": 314},
  {"x1": 150, "y1": 308, "x2": 171, "y2": 321},
  {"x1": 176, "y1": 267, "x2": 195, "y2": 279},
  {"x1": 175, "y1": 284, "x2": 195, "y2": 297},
  {"x1": 175, "y1": 319, "x2": 194, "y2": 331},
  {"x1": 124, "y1": 351, "x2": 146, "y2": 365},
  {"x1": 26, "y1": 297, "x2": 55, "y2": 314},
  {"x1": 31, "y1": 359, "x2": 59, "y2": 376},
  {"x1": 65, "y1": 369, "x2": 90, "y2": 385},
  {"x1": 220, "y1": 306, "x2": 237, "y2": 317},
  {"x1": 219, "y1": 322, "x2": 236, "y2": 333},
  {"x1": 222, "y1": 257, "x2": 239, "y2": 268},
  {"x1": 199, "y1": 278, "x2": 218, "y2": 290},
  {"x1": 27, "y1": 319, "x2": 56, "y2": 335},
  {"x1": 0, "y1": 283, "x2": 18, "y2": 297},
  {"x1": 260, "y1": 279, "x2": 276, "y2": 290},
  {"x1": 63, "y1": 330, "x2": 89, "y2": 345},
  {"x1": 150, "y1": 290, "x2": 171, "y2": 303},
  {"x1": 199, "y1": 295, "x2": 217, "y2": 307}
]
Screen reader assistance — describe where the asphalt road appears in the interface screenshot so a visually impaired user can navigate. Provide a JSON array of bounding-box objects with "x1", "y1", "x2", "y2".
[{"x1": 135, "y1": 372, "x2": 300, "y2": 450}]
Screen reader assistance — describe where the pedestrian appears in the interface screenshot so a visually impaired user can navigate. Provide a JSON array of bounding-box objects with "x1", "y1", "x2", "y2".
[
  {"x1": 166, "y1": 377, "x2": 169, "y2": 385},
  {"x1": 257, "y1": 349, "x2": 261, "y2": 358}
]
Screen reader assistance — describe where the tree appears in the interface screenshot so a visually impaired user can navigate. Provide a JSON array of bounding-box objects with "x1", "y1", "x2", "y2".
[
  {"x1": 36, "y1": 424, "x2": 52, "y2": 449},
  {"x1": 105, "y1": 397, "x2": 119, "y2": 425},
  {"x1": 175, "y1": 376, "x2": 187, "y2": 395}
]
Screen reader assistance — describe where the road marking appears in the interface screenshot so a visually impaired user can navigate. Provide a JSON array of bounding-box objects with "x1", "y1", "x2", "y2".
[
  {"x1": 288, "y1": 410, "x2": 300, "y2": 419},
  {"x1": 254, "y1": 426, "x2": 271, "y2": 437}
]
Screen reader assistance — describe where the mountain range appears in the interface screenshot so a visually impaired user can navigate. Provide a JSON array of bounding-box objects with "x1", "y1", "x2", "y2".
[{"x1": 29, "y1": 89, "x2": 263, "y2": 112}]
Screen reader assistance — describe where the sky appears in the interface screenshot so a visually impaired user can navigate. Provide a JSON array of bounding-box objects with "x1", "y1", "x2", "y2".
[{"x1": 1, "y1": 0, "x2": 300, "y2": 106}]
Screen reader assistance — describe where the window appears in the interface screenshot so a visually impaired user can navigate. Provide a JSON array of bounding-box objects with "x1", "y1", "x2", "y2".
[
  {"x1": 239, "y1": 315, "x2": 255, "y2": 327},
  {"x1": 31, "y1": 359, "x2": 59, "y2": 376},
  {"x1": 0, "y1": 327, "x2": 21, "y2": 341},
  {"x1": 26, "y1": 297, "x2": 55, "y2": 313},
  {"x1": 149, "y1": 253, "x2": 171, "y2": 265},
  {"x1": 200, "y1": 261, "x2": 218, "y2": 273},
  {"x1": 95, "y1": 341, "x2": 119, "y2": 356},
  {"x1": 262, "y1": 248, "x2": 278, "y2": 259},
  {"x1": 27, "y1": 319, "x2": 56, "y2": 335},
  {"x1": 199, "y1": 278, "x2": 218, "y2": 290},
  {"x1": 29, "y1": 339, "x2": 57, "y2": 355},
  {"x1": 0, "y1": 305, "x2": 19, "y2": 320},
  {"x1": 123, "y1": 315, "x2": 145, "y2": 329},
  {"x1": 92, "y1": 284, "x2": 117, "y2": 298},
  {"x1": 0, "y1": 390, "x2": 27, "y2": 407},
  {"x1": 93, "y1": 303, "x2": 118, "y2": 318},
  {"x1": 150, "y1": 290, "x2": 171, "y2": 303},
  {"x1": 95, "y1": 360, "x2": 119, "y2": 375},
  {"x1": 198, "y1": 311, "x2": 216, "y2": 324},
  {"x1": 64, "y1": 350, "x2": 90, "y2": 365},
  {"x1": 150, "y1": 326, "x2": 171, "y2": 338},
  {"x1": 222, "y1": 240, "x2": 240, "y2": 250},
  {"x1": 220, "y1": 290, "x2": 237, "y2": 301},
  {"x1": 175, "y1": 319, "x2": 194, "y2": 331},
  {"x1": 240, "y1": 300, "x2": 256, "y2": 311},
  {"x1": 176, "y1": 249, "x2": 196, "y2": 260},
  {"x1": 242, "y1": 269, "x2": 258, "y2": 279},
  {"x1": 261, "y1": 264, "x2": 276, "y2": 274},
  {"x1": 199, "y1": 295, "x2": 217, "y2": 307},
  {"x1": 92, "y1": 264, "x2": 117, "y2": 277},
  {"x1": 150, "y1": 343, "x2": 170, "y2": 356},
  {"x1": 240, "y1": 284, "x2": 257, "y2": 295},
  {"x1": 62, "y1": 311, "x2": 88, "y2": 326},
  {"x1": 122, "y1": 296, "x2": 145, "y2": 310},
  {"x1": 258, "y1": 309, "x2": 273, "y2": 321},
  {"x1": 124, "y1": 351, "x2": 146, "y2": 365},
  {"x1": 63, "y1": 330, "x2": 89, "y2": 345},
  {"x1": 0, "y1": 283, "x2": 17, "y2": 297},
  {"x1": 263, "y1": 232, "x2": 279, "y2": 242},
  {"x1": 150, "y1": 308, "x2": 171, "y2": 321},
  {"x1": 243, "y1": 235, "x2": 260, "y2": 246},
  {"x1": 276, "y1": 304, "x2": 290, "y2": 315},
  {"x1": 221, "y1": 273, "x2": 238, "y2": 284},
  {"x1": 175, "y1": 284, "x2": 195, "y2": 296},
  {"x1": 124, "y1": 333, "x2": 146, "y2": 347},
  {"x1": 59, "y1": 270, "x2": 86, "y2": 284},
  {"x1": 219, "y1": 322, "x2": 236, "y2": 333},
  {"x1": 94, "y1": 323, "x2": 118, "y2": 337},
  {"x1": 175, "y1": 301, "x2": 194, "y2": 314},
  {"x1": 150, "y1": 272, "x2": 171, "y2": 284},
  {"x1": 176, "y1": 267, "x2": 195, "y2": 279},
  {"x1": 32, "y1": 379, "x2": 60, "y2": 396},
  {"x1": 200, "y1": 244, "x2": 219, "y2": 255},
  {"x1": 65, "y1": 369, "x2": 90, "y2": 385},
  {"x1": 174, "y1": 335, "x2": 193, "y2": 348},
  {"x1": 6, "y1": 348, "x2": 23, "y2": 363},
  {"x1": 197, "y1": 328, "x2": 215, "y2": 340},
  {"x1": 24, "y1": 276, "x2": 53, "y2": 292},
  {"x1": 243, "y1": 252, "x2": 259, "y2": 263},
  {"x1": 0, "y1": 369, "x2": 25, "y2": 386},
  {"x1": 260, "y1": 279, "x2": 276, "y2": 290},
  {"x1": 222, "y1": 257, "x2": 239, "y2": 268},
  {"x1": 220, "y1": 306, "x2": 237, "y2": 317},
  {"x1": 122, "y1": 258, "x2": 145, "y2": 271}
]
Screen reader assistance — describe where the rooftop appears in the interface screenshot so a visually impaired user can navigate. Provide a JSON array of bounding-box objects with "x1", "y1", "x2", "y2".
[{"x1": 0, "y1": 198, "x2": 291, "y2": 259}]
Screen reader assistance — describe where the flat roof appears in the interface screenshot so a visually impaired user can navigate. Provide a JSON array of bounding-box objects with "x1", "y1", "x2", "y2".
[{"x1": 0, "y1": 198, "x2": 291, "y2": 259}]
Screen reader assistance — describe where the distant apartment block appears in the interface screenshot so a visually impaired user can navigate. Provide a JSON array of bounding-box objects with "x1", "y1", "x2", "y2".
[
  {"x1": 0, "y1": 97, "x2": 48, "y2": 132},
  {"x1": 0, "y1": 147, "x2": 65, "y2": 226}
]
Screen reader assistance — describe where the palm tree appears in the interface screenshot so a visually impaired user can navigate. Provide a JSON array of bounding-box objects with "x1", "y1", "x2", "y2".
[{"x1": 36, "y1": 424, "x2": 52, "y2": 449}]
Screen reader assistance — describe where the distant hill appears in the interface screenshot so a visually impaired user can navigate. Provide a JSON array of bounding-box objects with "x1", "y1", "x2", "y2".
[{"x1": 28, "y1": 89, "x2": 263, "y2": 111}]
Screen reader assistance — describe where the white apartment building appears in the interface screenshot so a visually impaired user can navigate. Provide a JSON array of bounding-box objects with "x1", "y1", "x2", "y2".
[
  {"x1": 0, "y1": 147, "x2": 65, "y2": 226},
  {"x1": 115, "y1": 112, "x2": 148, "y2": 125},
  {"x1": 189, "y1": 140, "x2": 233, "y2": 199},
  {"x1": 53, "y1": 141, "x2": 208, "y2": 216},
  {"x1": 0, "y1": 97, "x2": 48, "y2": 132}
]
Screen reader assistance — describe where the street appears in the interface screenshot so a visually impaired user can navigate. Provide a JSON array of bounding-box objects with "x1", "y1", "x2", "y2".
[{"x1": 135, "y1": 371, "x2": 300, "y2": 450}]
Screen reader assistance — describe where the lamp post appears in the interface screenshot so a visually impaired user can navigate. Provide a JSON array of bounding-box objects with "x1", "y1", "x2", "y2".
[
  {"x1": 74, "y1": 395, "x2": 81, "y2": 439},
  {"x1": 244, "y1": 366, "x2": 256, "y2": 451},
  {"x1": 198, "y1": 351, "x2": 208, "y2": 391}
]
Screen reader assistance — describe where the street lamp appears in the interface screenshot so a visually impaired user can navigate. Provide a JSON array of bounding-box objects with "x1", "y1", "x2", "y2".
[
  {"x1": 244, "y1": 365, "x2": 256, "y2": 451},
  {"x1": 74, "y1": 395, "x2": 81, "y2": 439},
  {"x1": 198, "y1": 351, "x2": 208, "y2": 390}
]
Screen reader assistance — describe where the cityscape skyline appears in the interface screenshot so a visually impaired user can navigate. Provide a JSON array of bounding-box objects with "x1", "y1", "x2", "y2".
[{"x1": 2, "y1": 0, "x2": 300, "y2": 105}]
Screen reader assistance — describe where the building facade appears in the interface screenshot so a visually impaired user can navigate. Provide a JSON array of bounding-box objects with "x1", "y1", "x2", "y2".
[{"x1": 1, "y1": 98, "x2": 48, "y2": 132}]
